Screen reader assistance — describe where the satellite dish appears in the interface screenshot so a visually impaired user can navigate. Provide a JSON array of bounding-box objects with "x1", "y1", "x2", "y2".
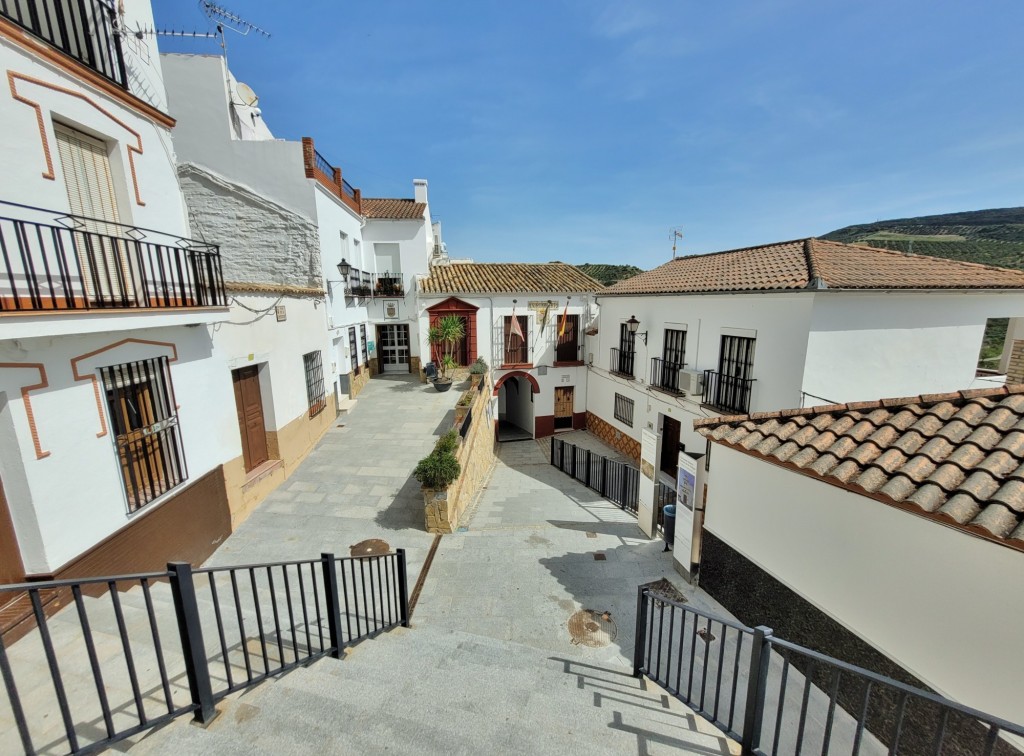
[{"x1": 235, "y1": 82, "x2": 258, "y2": 107}]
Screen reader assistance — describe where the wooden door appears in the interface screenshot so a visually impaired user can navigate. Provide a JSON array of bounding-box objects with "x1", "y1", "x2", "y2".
[
  {"x1": 660, "y1": 415, "x2": 681, "y2": 477},
  {"x1": 233, "y1": 366, "x2": 268, "y2": 472},
  {"x1": 0, "y1": 478, "x2": 24, "y2": 586},
  {"x1": 554, "y1": 386, "x2": 574, "y2": 430}
]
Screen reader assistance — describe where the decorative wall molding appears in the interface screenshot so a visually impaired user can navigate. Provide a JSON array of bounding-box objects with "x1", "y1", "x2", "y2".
[
  {"x1": 0, "y1": 363, "x2": 50, "y2": 459},
  {"x1": 70, "y1": 338, "x2": 178, "y2": 437},
  {"x1": 7, "y1": 70, "x2": 147, "y2": 205}
]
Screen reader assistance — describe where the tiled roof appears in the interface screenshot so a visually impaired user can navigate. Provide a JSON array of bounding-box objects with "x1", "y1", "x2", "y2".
[
  {"x1": 695, "y1": 386, "x2": 1024, "y2": 550},
  {"x1": 603, "y1": 238, "x2": 1024, "y2": 295},
  {"x1": 361, "y1": 198, "x2": 426, "y2": 220},
  {"x1": 420, "y1": 263, "x2": 604, "y2": 295}
]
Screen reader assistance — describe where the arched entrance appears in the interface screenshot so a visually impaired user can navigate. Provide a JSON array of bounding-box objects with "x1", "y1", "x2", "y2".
[{"x1": 494, "y1": 371, "x2": 539, "y2": 442}]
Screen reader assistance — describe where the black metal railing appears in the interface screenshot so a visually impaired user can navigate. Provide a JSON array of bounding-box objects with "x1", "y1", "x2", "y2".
[
  {"x1": 1, "y1": 0, "x2": 128, "y2": 87},
  {"x1": 375, "y1": 273, "x2": 403, "y2": 297},
  {"x1": 651, "y1": 357, "x2": 685, "y2": 395},
  {"x1": 314, "y1": 149, "x2": 334, "y2": 179},
  {"x1": 0, "y1": 202, "x2": 226, "y2": 313},
  {"x1": 0, "y1": 550, "x2": 409, "y2": 755},
  {"x1": 611, "y1": 347, "x2": 635, "y2": 377},
  {"x1": 550, "y1": 437, "x2": 639, "y2": 514},
  {"x1": 342, "y1": 179, "x2": 356, "y2": 199},
  {"x1": 702, "y1": 370, "x2": 755, "y2": 414},
  {"x1": 633, "y1": 589, "x2": 1024, "y2": 756}
]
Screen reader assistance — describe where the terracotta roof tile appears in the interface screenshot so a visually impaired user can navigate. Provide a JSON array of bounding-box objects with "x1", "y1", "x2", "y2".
[
  {"x1": 419, "y1": 263, "x2": 603, "y2": 295},
  {"x1": 361, "y1": 198, "x2": 427, "y2": 220},
  {"x1": 604, "y1": 237, "x2": 1024, "y2": 295},
  {"x1": 696, "y1": 386, "x2": 1024, "y2": 551}
]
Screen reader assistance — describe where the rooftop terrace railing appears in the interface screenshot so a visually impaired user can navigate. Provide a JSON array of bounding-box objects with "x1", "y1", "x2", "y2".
[
  {"x1": 633, "y1": 588, "x2": 1024, "y2": 756},
  {"x1": 301, "y1": 137, "x2": 361, "y2": 214},
  {"x1": 0, "y1": 0, "x2": 128, "y2": 87},
  {"x1": 0, "y1": 550, "x2": 409, "y2": 755},
  {"x1": 0, "y1": 201, "x2": 226, "y2": 313}
]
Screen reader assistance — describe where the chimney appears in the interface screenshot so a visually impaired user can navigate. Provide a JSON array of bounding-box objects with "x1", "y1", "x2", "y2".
[{"x1": 413, "y1": 179, "x2": 428, "y2": 205}]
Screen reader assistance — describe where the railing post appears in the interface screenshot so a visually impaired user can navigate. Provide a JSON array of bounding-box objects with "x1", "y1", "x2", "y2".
[
  {"x1": 632, "y1": 587, "x2": 650, "y2": 677},
  {"x1": 167, "y1": 562, "x2": 217, "y2": 724},
  {"x1": 396, "y1": 549, "x2": 411, "y2": 628},
  {"x1": 585, "y1": 449, "x2": 592, "y2": 487},
  {"x1": 549, "y1": 436, "x2": 555, "y2": 465},
  {"x1": 602, "y1": 456, "x2": 608, "y2": 497},
  {"x1": 741, "y1": 625, "x2": 774, "y2": 753},
  {"x1": 320, "y1": 553, "x2": 343, "y2": 658}
]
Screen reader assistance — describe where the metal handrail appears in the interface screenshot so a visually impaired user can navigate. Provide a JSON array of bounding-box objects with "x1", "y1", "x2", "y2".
[
  {"x1": 0, "y1": 550, "x2": 410, "y2": 755},
  {"x1": 314, "y1": 149, "x2": 334, "y2": 178},
  {"x1": 651, "y1": 356, "x2": 686, "y2": 394},
  {"x1": 633, "y1": 587, "x2": 1024, "y2": 754},
  {"x1": 701, "y1": 369, "x2": 755, "y2": 414},
  {"x1": 610, "y1": 347, "x2": 635, "y2": 377}
]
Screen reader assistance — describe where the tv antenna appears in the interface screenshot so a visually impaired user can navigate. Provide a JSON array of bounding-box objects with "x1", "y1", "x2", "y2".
[
  {"x1": 200, "y1": 2, "x2": 271, "y2": 39},
  {"x1": 670, "y1": 227, "x2": 684, "y2": 259}
]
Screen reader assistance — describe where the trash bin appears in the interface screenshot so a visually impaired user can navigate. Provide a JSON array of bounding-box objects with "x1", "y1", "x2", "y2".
[{"x1": 662, "y1": 504, "x2": 677, "y2": 550}]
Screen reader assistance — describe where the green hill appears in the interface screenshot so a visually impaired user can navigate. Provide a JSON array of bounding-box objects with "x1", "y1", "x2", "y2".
[
  {"x1": 823, "y1": 207, "x2": 1024, "y2": 366},
  {"x1": 577, "y1": 263, "x2": 644, "y2": 287}
]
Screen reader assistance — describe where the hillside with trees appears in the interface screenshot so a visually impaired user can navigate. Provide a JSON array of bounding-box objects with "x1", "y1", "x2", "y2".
[
  {"x1": 576, "y1": 263, "x2": 644, "y2": 287},
  {"x1": 824, "y1": 207, "x2": 1024, "y2": 365}
]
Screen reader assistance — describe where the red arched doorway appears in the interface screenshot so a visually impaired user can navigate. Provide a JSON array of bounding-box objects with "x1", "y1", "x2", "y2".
[{"x1": 426, "y1": 297, "x2": 478, "y2": 367}]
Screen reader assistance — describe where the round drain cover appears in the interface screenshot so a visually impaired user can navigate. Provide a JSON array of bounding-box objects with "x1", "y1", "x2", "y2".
[
  {"x1": 349, "y1": 539, "x2": 391, "y2": 557},
  {"x1": 568, "y1": 609, "x2": 617, "y2": 648}
]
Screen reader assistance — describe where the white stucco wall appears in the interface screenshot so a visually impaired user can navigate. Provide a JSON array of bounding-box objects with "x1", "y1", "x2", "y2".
[
  {"x1": 0, "y1": 37, "x2": 190, "y2": 245},
  {"x1": 212, "y1": 293, "x2": 331, "y2": 430},
  {"x1": 802, "y1": 292, "x2": 1024, "y2": 403},
  {"x1": 702, "y1": 445, "x2": 1024, "y2": 723},
  {"x1": 589, "y1": 292, "x2": 814, "y2": 451},
  {"x1": 0, "y1": 329, "x2": 237, "y2": 573}
]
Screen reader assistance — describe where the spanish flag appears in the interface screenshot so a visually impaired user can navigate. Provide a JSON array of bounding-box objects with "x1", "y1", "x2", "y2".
[{"x1": 558, "y1": 299, "x2": 569, "y2": 338}]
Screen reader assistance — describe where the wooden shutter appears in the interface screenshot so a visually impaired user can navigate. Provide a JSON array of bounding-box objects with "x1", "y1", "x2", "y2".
[{"x1": 54, "y1": 123, "x2": 130, "y2": 303}]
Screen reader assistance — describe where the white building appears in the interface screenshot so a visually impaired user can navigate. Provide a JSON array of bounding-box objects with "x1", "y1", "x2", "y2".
[
  {"x1": 693, "y1": 386, "x2": 1024, "y2": 729},
  {"x1": 417, "y1": 263, "x2": 602, "y2": 439},
  {"x1": 0, "y1": 1, "x2": 237, "y2": 585},
  {"x1": 160, "y1": 53, "x2": 357, "y2": 523},
  {"x1": 588, "y1": 238, "x2": 1024, "y2": 484}
]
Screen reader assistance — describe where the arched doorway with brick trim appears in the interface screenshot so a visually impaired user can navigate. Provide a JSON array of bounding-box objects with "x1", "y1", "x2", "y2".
[
  {"x1": 494, "y1": 370, "x2": 538, "y2": 442},
  {"x1": 426, "y1": 297, "x2": 478, "y2": 367}
]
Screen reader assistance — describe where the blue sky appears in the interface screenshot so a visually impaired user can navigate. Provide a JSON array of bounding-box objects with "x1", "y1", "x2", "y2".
[{"x1": 154, "y1": 1, "x2": 1024, "y2": 268}]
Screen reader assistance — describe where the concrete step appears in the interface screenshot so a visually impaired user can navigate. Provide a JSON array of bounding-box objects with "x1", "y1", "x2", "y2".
[{"x1": 128, "y1": 625, "x2": 739, "y2": 755}]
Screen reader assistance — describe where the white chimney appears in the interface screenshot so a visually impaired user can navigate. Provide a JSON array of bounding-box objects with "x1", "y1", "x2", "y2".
[{"x1": 413, "y1": 179, "x2": 428, "y2": 205}]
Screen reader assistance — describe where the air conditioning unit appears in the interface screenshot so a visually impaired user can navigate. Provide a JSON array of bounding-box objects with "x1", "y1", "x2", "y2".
[{"x1": 678, "y1": 369, "x2": 704, "y2": 396}]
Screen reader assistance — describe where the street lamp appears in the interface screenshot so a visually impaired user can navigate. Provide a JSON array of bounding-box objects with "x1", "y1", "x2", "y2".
[
  {"x1": 625, "y1": 315, "x2": 648, "y2": 345},
  {"x1": 337, "y1": 258, "x2": 351, "y2": 278}
]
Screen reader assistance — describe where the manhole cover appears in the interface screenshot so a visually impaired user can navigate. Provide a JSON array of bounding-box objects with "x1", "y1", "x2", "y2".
[
  {"x1": 568, "y1": 609, "x2": 617, "y2": 647},
  {"x1": 349, "y1": 539, "x2": 390, "y2": 557}
]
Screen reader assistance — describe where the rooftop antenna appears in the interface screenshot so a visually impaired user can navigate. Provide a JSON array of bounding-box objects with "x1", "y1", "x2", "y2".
[{"x1": 670, "y1": 227, "x2": 684, "y2": 259}]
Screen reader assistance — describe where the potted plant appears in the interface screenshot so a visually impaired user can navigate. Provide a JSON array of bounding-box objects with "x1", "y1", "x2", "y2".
[
  {"x1": 415, "y1": 431, "x2": 462, "y2": 532},
  {"x1": 427, "y1": 315, "x2": 465, "y2": 392},
  {"x1": 454, "y1": 390, "x2": 474, "y2": 424},
  {"x1": 469, "y1": 356, "x2": 488, "y2": 388}
]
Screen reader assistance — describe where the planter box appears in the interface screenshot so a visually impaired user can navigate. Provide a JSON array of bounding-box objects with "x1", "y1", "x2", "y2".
[{"x1": 423, "y1": 486, "x2": 454, "y2": 534}]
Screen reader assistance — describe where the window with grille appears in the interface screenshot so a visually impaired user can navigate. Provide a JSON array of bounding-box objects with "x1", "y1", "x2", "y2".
[
  {"x1": 614, "y1": 393, "x2": 634, "y2": 427},
  {"x1": 303, "y1": 350, "x2": 326, "y2": 418},
  {"x1": 100, "y1": 357, "x2": 187, "y2": 513},
  {"x1": 348, "y1": 327, "x2": 359, "y2": 375},
  {"x1": 663, "y1": 329, "x2": 686, "y2": 367},
  {"x1": 503, "y1": 315, "x2": 529, "y2": 365},
  {"x1": 360, "y1": 324, "x2": 369, "y2": 367}
]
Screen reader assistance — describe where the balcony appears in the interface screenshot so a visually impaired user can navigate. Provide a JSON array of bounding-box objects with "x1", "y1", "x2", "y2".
[
  {"x1": 374, "y1": 273, "x2": 404, "y2": 297},
  {"x1": 1, "y1": 0, "x2": 127, "y2": 87},
  {"x1": 702, "y1": 370, "x2": 755, "y2": 415},
  {"x1": 610, "y1": 347, "x2": 635, "y2": 378},
  {"x1": 301, "y1": 137, "x2": 361, "y2": 214},
  {"x1": 650, "y1": 357, "x2": 685, "y2": 395},
  {"x1": 0, "y1": 201, "x2": 226, "y2": 314}
]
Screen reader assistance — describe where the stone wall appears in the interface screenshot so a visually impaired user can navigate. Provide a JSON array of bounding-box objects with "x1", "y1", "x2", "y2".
[
  {"x1": 178, "y1": 163, "x2": 322, "y2": 288},
  {"x1": 1007, "y1": 339, "x2": 1024, "y2": 384},
  {"x1": 340, "y1": 367, "x2": 371, "y2": 398},
  {"x1": 425, "y1": 376, "x2": 496, "y2": 533},
  {"x1": 586, "y1": 411, "x2": 641, "y2": 463}
]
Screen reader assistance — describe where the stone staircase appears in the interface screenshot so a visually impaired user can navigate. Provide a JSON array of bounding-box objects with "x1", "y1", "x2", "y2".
[{"x1": 125, "y1": 624, "x2": 739, "y2": 755}]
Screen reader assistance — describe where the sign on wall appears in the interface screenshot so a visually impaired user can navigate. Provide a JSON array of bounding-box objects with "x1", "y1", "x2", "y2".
[
  {"x1": 640, "y1": 429, "x2": 658, "y2": 481},
  {"x1": 384, "y1": 300, "x2": 399, "y2": 319}
]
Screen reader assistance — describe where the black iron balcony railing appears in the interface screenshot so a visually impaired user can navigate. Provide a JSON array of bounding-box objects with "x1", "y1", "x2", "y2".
[
  {"x1": 342, "y1": 178, "x2": 356, "y2": 200},
  {"x1": 374, "y1": 273, "x2": 403, "y2": 297},
  {"x1": 702, "y1": 369, "x2": 755, "y2": 414},
  {"x1": 611, "y1": 347, "x2": 635, "y2": 377},
  {"x1": 1, "y1": 0, "x2": 128, "y2": 87},
  {"x1": 0, "y1": 201, "x2": 226, "y2": 313},
  {"x1": 313, "y1": 149, "x2": 334, "y2": 179},
  {"x1": 651, "y1": 357, "x2": 685, "y2": 395}
]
